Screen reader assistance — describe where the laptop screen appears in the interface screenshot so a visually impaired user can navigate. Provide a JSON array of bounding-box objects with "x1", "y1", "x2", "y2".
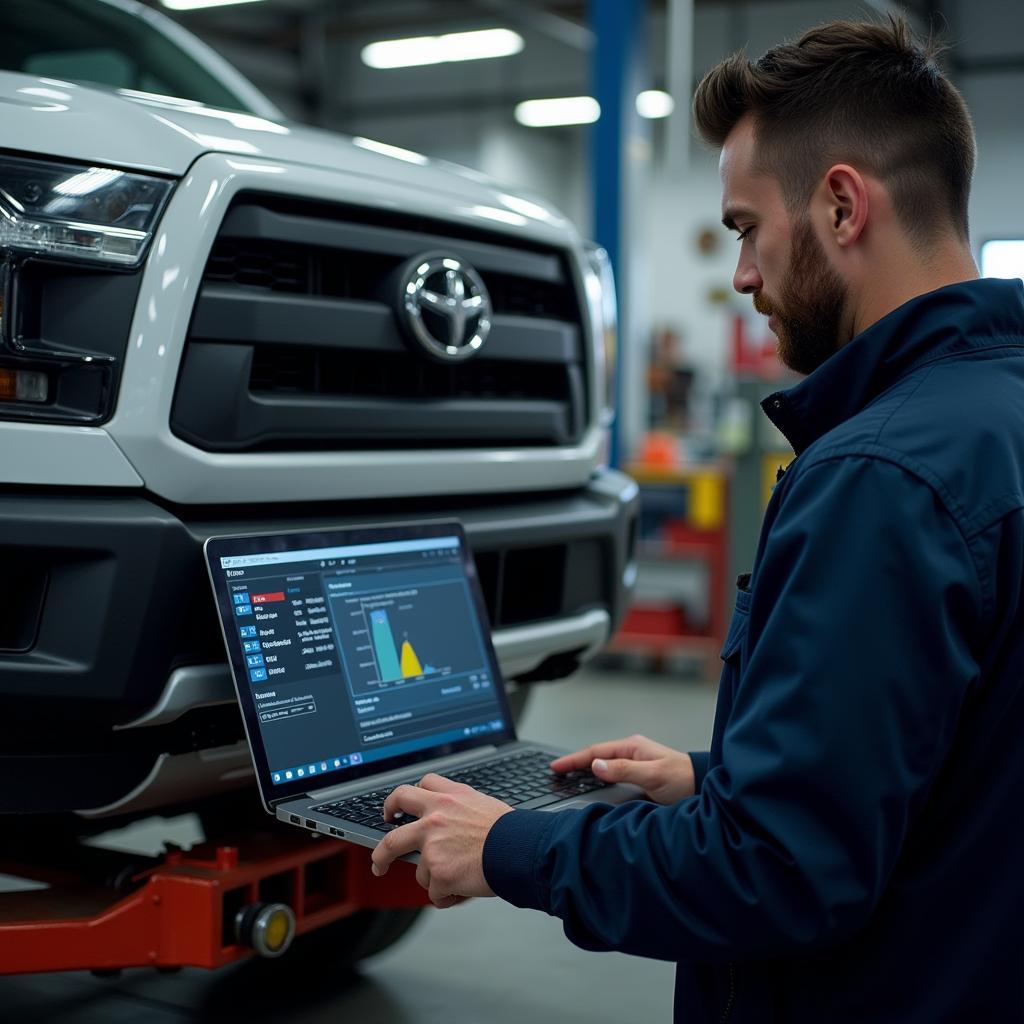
[{"x1": 204, "y1": 521, "x2": 515, "y2": 806}]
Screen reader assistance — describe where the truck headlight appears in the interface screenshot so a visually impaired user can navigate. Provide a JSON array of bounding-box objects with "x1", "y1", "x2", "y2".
[
  {"x1": 584, "y1": 243, "x2": 617, "y2": 427},
  {"x1": 0, "y1": 156, "x2": 173, "y2": 267}
]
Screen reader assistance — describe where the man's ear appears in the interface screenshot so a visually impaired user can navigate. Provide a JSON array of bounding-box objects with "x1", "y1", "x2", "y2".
[{"x1": 823, "y1": 164, "x2": 868, "y2": 247}]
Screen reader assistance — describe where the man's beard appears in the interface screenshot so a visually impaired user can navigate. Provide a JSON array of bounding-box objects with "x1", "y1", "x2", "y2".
[{"x1": 753, "y1": 216, "x2": 847, "y2": 376}]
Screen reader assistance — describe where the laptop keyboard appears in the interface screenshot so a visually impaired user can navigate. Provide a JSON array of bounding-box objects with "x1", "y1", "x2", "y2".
[{"x1": 311, "y1": 750, "x2": 608, "y2": 832}]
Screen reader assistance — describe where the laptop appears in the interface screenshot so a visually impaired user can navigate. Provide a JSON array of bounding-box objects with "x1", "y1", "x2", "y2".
[{"x1": 204, "y1": 519, "x2": 641, "y2": 852}]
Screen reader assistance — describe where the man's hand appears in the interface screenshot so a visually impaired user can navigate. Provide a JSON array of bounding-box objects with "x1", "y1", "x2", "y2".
[
  {"x1": 370, "y1": 773, "x2": 513, "y2": 908},
  {"x1": 550, "y1": 734, "x2": 695, "y2": 804}
]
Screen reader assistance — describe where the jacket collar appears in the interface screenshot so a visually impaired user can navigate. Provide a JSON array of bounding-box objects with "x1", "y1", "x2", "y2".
[{"x1": 763, "y1": 278, "x2": 1024, "y2": 455}]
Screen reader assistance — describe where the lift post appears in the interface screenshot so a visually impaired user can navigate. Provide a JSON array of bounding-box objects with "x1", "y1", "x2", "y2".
[{"x1": 0, "y1": 833, "x2": 427, "y2": 975}]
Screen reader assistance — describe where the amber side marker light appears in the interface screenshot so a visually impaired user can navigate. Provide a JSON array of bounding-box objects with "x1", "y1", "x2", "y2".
[{"x1": 0, "y1": 368, "x2": 49, "y2": 403}]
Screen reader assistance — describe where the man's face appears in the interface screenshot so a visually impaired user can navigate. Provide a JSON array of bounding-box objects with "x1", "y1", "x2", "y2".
[{"x1": 720, "y1": 117, "x2": 849, "y2": 376}]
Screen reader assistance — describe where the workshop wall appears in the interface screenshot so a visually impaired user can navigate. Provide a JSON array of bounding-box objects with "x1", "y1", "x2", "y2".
[
  {"x1": 637, "y1": 0, "x2": 1024, "y2": 448},
  {"x1": 956, "y1": 0, "x2": 1024, "y2": 248}
]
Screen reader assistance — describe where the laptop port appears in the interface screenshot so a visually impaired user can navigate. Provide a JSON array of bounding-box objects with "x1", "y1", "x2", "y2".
[
  {"x1": 289, "y1": 814, "x2": 301, "y2": 824},
  {"x1": 305, "y1": 819, "x2": 317, "y2": 830},
  {"x1": 329, "y1": 827, "x2": 341, "y2": 836}
]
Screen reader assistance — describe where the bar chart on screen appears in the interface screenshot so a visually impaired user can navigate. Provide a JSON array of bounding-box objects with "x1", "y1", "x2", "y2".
[
  {"x1": 369, "y1": 607, "x2": 438, "y2": 681},
  {"x1": 331, "y1": 577, "x2": 486, "y2": 696}
]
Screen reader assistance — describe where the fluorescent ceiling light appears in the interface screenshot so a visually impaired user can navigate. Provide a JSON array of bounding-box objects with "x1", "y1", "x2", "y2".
[
  {"x1": 160, "y1": 0, "x2": 266, "y2": 10},
  {"x1": 636, "y1": 89, "x2": 674, "y2": 119},
  {"x1": 362, "y1": 28, "x2": 524, "y2": 70},
  {"x1": 515, "y1": 96, "x2": 600, "y2": 128},
  {"x1": 352, "y1": 137, "x2": 429, "y2": 165}
]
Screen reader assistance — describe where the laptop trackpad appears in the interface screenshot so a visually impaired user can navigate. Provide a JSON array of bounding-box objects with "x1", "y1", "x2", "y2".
[
  {"x1": 541, "y1": 782, "x2": 644, "y2": 812},
  {"x1": 548, "y1": 799, "x2": 591, "y2": 812}
]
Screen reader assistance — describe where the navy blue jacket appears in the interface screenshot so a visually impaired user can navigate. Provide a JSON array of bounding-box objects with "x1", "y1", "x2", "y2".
[{"x1": 483, "y1": 278, "x2": 1024, "y2": 1022}]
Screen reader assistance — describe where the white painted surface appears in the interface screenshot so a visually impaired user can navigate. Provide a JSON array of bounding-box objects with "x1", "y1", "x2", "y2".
[{"x1": 0, "y1": 422, "x2": 143, "y2": 487}]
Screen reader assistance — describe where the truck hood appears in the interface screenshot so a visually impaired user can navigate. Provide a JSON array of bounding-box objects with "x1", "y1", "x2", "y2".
[{"x1": 0, "y1": 70, "x2": 572, "y2": 232}]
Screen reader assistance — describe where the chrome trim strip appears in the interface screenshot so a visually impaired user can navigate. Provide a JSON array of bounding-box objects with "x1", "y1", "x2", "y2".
[
  {"x1": 113, "y1": 664, "x2": 234, "y2": 730},
  {"x1": 492, "y1": 608, "x2": 610, "y2": 678},
  {"x1": 113, "y1": 609, "x2": 612, "y2": 733},
  {"x1": 75, "y1": 741, "x2": 252, "y2": 819},
  {"x1": 85, "y1": 610, "x2": 610, "y2": 818}
]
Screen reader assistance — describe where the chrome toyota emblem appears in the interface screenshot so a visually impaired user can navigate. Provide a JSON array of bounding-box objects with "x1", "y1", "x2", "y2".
[{"x1": 398, "y1": 253, "x2": 492, "y2": 362}]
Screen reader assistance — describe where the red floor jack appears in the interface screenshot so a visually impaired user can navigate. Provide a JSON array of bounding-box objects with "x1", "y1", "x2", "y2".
[{"x1": 0, "y1": 830, "x2": 428, "y2": 974}]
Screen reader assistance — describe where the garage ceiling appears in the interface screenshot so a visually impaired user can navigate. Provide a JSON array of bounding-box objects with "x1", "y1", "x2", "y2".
[{"x1": 136, "y1": 0, "x2": 1024, "y2": 131}]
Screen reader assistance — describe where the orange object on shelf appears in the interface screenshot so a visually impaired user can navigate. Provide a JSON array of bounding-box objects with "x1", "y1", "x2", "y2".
[
  {"x1": 624, "y1": 461, "x2": 728, "y2": 531},
  {"x1": 636, "y1": 431, "x2": 680, "y2": 467}
]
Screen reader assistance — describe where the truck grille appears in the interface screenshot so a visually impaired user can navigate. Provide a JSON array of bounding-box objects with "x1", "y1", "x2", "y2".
[{"x1": 170, "y1": 194, "x2": 588, "y2": 451}]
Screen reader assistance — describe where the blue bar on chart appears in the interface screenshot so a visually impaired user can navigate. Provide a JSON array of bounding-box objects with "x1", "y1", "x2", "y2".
[{"x1": 370, "y1": 608, "x2": 402, "y2": 682}]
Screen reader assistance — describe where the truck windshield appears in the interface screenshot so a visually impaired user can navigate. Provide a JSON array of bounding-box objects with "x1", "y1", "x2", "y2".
[{"x1": 1, "y1": 0, "x2": 258, "y2": 114}]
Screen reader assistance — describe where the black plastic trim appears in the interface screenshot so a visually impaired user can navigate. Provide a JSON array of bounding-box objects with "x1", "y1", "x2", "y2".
[
  {"x1": 0, "y1": 255, "x2": 144, "y2": 424},
  {"x1": 175, "y1": 192, "x2": 588, "y2": 451},
  {"x1": 190, "y1": 286, "x2": 582, "y2": 365},
  {"x1": 184, "y1": 392, "x2": 572, "y2": 450},
  {"x1": 172, "y1": 342, "x2": 575, "y2": 450},
  {"x1": 221, "y1": 204, "x2": 563, "y2": 283}
]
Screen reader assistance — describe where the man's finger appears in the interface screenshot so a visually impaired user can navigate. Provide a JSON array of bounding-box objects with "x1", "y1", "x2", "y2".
[
  {"x1": 371, "y1": 818, "x2": 427, "y2": 876},
  {"x1": 416, "y1": 860, "x2": 431, "y2": 892},
  {"x1": 591, "y1": 756, "x2": 658, "y2": 788},
  {"x1": 550, "y1": 739, "x2": 637, "y2": 773},
  {"x1": 550, "y1": 745, "x2": 607, "y2": 773},
  {"x1": 382, "y1": 783, "x2": 436, "y2": 822},
  {"x1": 416, "y1": 772, "x2": 464, "y2": 793},
  {"x1": 429, "y1": 880, "x2": 459, "y2": 908}
]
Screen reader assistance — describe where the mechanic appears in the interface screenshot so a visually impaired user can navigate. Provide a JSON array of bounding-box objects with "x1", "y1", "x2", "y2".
[{"x1": 372, "y1": 17, "x2": 1024, "y2": 1022}]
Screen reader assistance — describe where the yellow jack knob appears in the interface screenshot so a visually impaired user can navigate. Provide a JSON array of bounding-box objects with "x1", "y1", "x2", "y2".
[{"x1": 235, "y1": 902, "x2": 296, "y2": 958}]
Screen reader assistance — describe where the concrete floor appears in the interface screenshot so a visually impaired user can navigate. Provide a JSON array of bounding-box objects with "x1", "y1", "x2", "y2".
[{"x1": 0, "y1": 667, "x2": 718, "y2": 1024}]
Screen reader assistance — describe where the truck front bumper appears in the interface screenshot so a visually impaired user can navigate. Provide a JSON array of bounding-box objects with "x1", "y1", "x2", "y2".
[{"x1": 0, "y1": 470, "x2": 637, "y2": 815}]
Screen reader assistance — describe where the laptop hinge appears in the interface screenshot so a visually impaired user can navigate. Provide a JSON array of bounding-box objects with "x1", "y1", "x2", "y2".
[{"x1": 306, "y1": 745, "x2": 501, "y2": 803}]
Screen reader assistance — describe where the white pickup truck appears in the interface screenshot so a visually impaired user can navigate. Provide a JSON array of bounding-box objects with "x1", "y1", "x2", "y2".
[{"x1": 0, "y1": 0, "x2": 635, "y2": 883}]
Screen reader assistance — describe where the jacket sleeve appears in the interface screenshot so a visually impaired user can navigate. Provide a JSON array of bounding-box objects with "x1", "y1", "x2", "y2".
[
  {"x1": 482, "y1": 455, "x2": 982, "y2": 962},
  {"x1": 689, "y1": 750, "x2": 710, "y2": 790}
]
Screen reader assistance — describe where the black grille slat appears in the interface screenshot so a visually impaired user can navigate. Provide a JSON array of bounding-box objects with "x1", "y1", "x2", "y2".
[
  {"x1": 206, "y1": 245, "x2": 310, "y2": 293},
  {"x1": 202, "y1": 239, "x2": 575, "y2": 320},
  {"x1": 220, "y1": 200, "x2": 563, "y2": 281},
  {"x1": 173, "y1": 193, "x2": 588, "y2": 452},
  {"x1": 248, "y1": 348, "x2": 314, "y2": 393},
  {"x1": 249, "y1": 346, "x2": 569, "y2": 404}
]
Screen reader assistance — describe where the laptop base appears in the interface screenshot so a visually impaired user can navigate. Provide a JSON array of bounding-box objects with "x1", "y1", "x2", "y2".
[{"x1": 275, "y1": 741, "x2": 644, "y2": 855}]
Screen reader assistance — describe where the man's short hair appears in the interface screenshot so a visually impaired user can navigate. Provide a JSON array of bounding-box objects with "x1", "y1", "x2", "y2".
[{"x1": 693, "y1": 17, "x2": 976, "y2": 244}]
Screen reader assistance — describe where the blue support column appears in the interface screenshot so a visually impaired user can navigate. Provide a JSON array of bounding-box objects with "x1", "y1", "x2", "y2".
[{"x1": 590, "y1": 0, "x2": 649, "y2": 468}]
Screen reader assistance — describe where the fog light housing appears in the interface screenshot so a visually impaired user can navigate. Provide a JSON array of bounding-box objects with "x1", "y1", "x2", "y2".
[{"x1": 0, "y1": 368, "x2": 48, "y2": 403}]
